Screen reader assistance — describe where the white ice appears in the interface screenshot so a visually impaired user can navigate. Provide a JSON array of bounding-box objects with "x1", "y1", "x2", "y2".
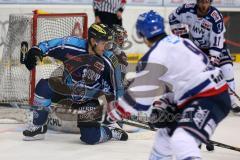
[{"x1": 0, "y1": 114, "x2": 240, "y2": 160}]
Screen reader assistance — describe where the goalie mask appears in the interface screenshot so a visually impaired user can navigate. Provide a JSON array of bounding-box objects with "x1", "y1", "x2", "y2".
[{"x1": 111, "y1": 24, "x2": 128, "y2": 48}]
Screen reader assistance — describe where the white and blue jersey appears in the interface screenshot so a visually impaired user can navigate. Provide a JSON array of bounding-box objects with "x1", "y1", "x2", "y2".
[
  {"x1": 37, "y1": 36, "x2": 124, "y2": 101},
  {"x1": 118, "y1": 35, "x2": 228, "y2": 111},
  {"x1": 169, "y1": 3, "x2": 225, "y2": 58}
]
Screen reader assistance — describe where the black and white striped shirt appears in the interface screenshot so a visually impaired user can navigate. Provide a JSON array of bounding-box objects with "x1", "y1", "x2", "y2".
[{"x1": 93, "y1": 0, "x2": 126, "y2": 14}]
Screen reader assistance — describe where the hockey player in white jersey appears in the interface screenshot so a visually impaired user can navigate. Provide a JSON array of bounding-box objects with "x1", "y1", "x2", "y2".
[
  {"x1": 169, "y1": 0, "x2": 240, "y2": 114},
  {"x1": 106, "y1": 10, "x2": 231, "y2": 159}
]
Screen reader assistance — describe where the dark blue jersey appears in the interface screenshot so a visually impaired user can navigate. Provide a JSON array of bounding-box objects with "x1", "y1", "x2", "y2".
[{"x1": 37, "y1": 36, "x2": 124, "y2": 101}]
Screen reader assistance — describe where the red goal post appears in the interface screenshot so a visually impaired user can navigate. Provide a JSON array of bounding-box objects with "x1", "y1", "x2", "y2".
[
  {"x1": 0, "y1": 12, "x2": 88, "y2": 105},
  {"x1": 30, "y1": 13, "x2": 88, "y2": 105}
]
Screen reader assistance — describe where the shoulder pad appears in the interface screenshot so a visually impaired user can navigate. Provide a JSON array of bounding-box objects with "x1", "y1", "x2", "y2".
[
  {"x1": 207, "y1": 7, "x2": 224, "y2": 34},
  {"x1": 209, "y1": 7, "x2": 223, "y2": 23},
  {"x1": 176, "y1": 3, "x2": 195, "y2": 14}
]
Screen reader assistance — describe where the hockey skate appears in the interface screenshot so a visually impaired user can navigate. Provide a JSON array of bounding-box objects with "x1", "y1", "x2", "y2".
[
  {"x1": 23, "y1": 124, "x2": 47, "y2": 141},
  {"x1": 110, "y1": 127, "x2": 128, "y2": 141},
  {"x1": 231, "y1": 103, "x2": 240, "y2": 115},
  {"x1": 23, "y1": 110, "x2": 47, "y2": 141}
]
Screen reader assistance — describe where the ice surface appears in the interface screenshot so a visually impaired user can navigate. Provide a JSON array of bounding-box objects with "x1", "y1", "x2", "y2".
[{"x1": 0, "y1": 114, "x2": 240, "y2": 160}]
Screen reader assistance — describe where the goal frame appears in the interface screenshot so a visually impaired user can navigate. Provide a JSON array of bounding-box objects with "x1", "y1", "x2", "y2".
[{"x1": 30, "y1": 13, "x2": 88, "y2": 105}]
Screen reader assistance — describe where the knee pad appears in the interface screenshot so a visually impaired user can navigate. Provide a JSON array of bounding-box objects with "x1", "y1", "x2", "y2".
[
  {"x1": 80, "y1": 127, "x2": 101, "y2": 145},
  {"x1": 171, "y1": 128, "x2": 201, "y2": 160}
]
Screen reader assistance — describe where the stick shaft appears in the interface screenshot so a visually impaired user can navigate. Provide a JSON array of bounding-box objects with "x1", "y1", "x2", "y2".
[{"x1": 121, "y1": 120, "x2": 240, "y2": 152}]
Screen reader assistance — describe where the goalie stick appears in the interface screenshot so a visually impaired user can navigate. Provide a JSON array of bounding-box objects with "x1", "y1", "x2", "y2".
[{"x1": 121, "y1": 119, "x2": 240, "y2": 152}]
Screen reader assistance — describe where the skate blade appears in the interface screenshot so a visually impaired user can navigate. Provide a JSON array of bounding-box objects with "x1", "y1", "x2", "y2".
[{"x1": 23, "y1": 134, "x2": 45, "y2": 141}]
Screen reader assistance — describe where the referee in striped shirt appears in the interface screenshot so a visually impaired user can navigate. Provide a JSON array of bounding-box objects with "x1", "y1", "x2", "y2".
[{"x1": 93, "y1": 0, "x2": 126, "y2": 27}]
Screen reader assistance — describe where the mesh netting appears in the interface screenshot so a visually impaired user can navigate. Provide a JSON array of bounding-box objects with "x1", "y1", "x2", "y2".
[{"x1": 0, "y1": 13, "x2": 87, "y2": 105}]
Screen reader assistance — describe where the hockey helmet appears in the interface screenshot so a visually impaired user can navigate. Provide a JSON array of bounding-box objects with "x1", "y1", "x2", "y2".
[
  {"x1": 197, "y1": 0, "x2": 212, "y2": 3},
  {"x1": 136, "y1": 10, "x2": 165, "y2": 39},
  {"x1": 111, "y1": 24, "x2": 127, "y2": 47},
  {"x1": 88, "y1": 23, "x2": 113, "y2": 42}
]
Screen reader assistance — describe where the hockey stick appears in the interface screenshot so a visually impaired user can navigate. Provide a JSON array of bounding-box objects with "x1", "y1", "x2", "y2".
[
  {"x1": 121, "y1": 119, "x2": 240, "y2": 152},
  {"x1": 0, "y1": 102, "x2": 50, "y2": 111},
  {"x1": 229, "y1": 87, "x2": 240, "y2": 102}
]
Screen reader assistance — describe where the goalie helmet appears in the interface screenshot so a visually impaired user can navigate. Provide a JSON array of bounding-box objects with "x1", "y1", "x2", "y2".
[
  {"x1": 136, "y1": 10, "x2": 165, "y2": 39},
  {"x1": 88, "y1": 23, "x2": 113, "y2": 42},
  {"x1": 111, "y1": 24, "x2": 127, "y2": 48}
]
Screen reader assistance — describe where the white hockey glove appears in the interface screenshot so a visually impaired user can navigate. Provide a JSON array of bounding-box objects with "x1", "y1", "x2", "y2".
[
  {"x1": 171, "y1": 24, "x2": 189, "y2": 38},
  {"x1": 209, "y1": 56, "x2": 220, "y2": 66},
  {"x1": 106, "y1": 100, "x2": 137, "y2": 122}
]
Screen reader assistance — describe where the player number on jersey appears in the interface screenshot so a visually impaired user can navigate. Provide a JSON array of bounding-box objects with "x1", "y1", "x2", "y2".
[
  {"x1": 183, "y1": 40, "x2": 208, "y2": 65},
  {"x1": 213, "y1": 36, "x2": 221, "y2": 47}
]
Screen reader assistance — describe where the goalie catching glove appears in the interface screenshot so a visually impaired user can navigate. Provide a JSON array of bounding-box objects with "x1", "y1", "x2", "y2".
[{"x1": 24, "y1": 47, "x2": 43, "y2": 70}]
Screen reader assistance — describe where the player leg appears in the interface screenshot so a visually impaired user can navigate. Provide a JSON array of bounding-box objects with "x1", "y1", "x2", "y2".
[
  {"x1": 219, "y1": 46, "x2": 240, "y2": 114},
  {"x1": 171, "y1": 90, "x2": 231, "y2": 160},
  {"x1": 77, "y1": 100, "x2": 128, "y2": 145},
  {"x1": 23, "y1": 79, "x2": 52, "y2": 140},
  {"x1": 23, "y1": 77, "x2": 68, "y2": 140},
  {"x1": 148, "y1": 128, "x2": 173, "y2": 160}
]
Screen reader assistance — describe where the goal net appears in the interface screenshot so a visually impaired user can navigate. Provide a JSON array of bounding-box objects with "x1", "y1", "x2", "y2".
[{"x1": 0, "y1": 12, "x2": 88, "y2": 105}]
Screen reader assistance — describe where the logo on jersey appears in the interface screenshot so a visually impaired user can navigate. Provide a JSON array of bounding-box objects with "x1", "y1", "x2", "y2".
[
  {"x1": 94, "y1": 61, "x2": 104, "y2": 71},
  {"x1": 192, "y1": 26, "x2": 205, "y2": 34},
  {"x1": 193, "y1": 107, "x2": 209, "y2": 129},
  {"x1": 211, "y1": 10, "x2": 221, "y2": 22},
  {"x1": 201, "y1": 20, "x2": 211, "y2": 30}
]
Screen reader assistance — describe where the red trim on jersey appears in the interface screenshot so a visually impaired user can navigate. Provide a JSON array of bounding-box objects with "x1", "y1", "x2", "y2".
[
  {"x1": 116, "y1": 102, "x2": 131, "y2": 119},
  {"x1": 178, "y1": 83, "x2": 228, "y2": 109}
]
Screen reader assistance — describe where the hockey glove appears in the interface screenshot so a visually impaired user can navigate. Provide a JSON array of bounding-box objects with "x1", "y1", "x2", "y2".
[
  {"x1": 106, "y1": 100, "x2": 136, "y2": 122},
  {"x1": 172, "y1": 28, "x2": 189, "y2": 38},
  {"x1": 149, "y1": 95, "x2": 177, "y2": 128},
  {"x1": 24, "y1": 47, "x2": 43, "y2": 70},
  {"x1": 209, "y1": 56, "x2": 220, "y2": 67}
]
